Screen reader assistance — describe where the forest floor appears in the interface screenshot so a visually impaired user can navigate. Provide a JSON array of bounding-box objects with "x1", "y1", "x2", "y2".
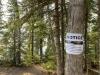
[
  {"x1": 0, "y1": 65, "x2": 99, "y2": 75},
  {"x1": 0, "y1": 65, "x2": 51, "y2": 75}
]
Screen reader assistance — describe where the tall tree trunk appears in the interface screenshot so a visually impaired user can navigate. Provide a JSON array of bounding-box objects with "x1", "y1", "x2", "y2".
[
  {"x1": 11, "y1": 0, "x2": 21, "y2": 66},
  {"x1": 31, "y1": 22, "x2": 34, "y2": 61},
  {"x1": 17, "y1": 27, "x2": 21, "y2": 65},
  {"x1": 54, "y1": 0, "x2": 62, "y2": 75},
  {"x1": 39, "y1": 6, "x2": 44, "y2": 63},
  {"x1": 65, "y1": 0, "x2": 85, "y2": 75},
  {"x1": 13, "y1": 30, "x2": 16, "y2": 65},
  {"x1": 61, "y1": 0, "x2": 65, "y2": 75},
  {"x1": 84, "y1": 0, "x2": 89, "y2": 72}
]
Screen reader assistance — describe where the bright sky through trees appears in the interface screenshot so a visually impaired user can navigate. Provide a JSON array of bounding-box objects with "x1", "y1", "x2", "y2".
[{"x1": 2, "y1": 0, "x2": 22, "y2": 21}]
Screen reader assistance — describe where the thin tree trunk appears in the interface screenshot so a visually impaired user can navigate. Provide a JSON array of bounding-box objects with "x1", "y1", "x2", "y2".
[
  {"x1": 84, "y1": 0, "x2": 89, "y2": 72},
  {"x1": 55, "y1": 0, "x2": 62, "y2": 75},
  {"x1": 47, "y1": 5, "x2": 56, "y2": 58},
  {"x1": 40, "y1": 39, "x2": 43, "y2": 62},
  {"x1": 61, "y1": 0, "x2": 65, "y2": 75},
  {"x1": 12, "y1": 0, "x2": 21, "y2": 66},
  {"x1": 65, "y1": 0, "x2": 85, "y2": 75},
  {"x1": 17, "y1": 27, "x2": 21, "y2": 65},
  {"x1": 13, "y1": 30, "x2": 16, "y2": 65},
  {"x1": 31, "y1": 24, "x2": 34, "y2": 61}
]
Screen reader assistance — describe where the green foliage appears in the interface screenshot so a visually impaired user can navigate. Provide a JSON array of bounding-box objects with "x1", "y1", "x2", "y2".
[
  {"x1": 33, "y1": 52, "x2": 40, "y2": 64},
  {"x1": 87, "y1": 28, "x2": 99, "y2": 65},
  {"x1": 45, "y1": 48, "x2": 56, "y2": 62},
  {"x1": 23, "y1": 50, "x2": 32, "y2": 66},
  {"x1": 34, "y1": 19, "x2": 48, "y2": 39},
  {"x1": 42, "y1": 61, "x2": 56, "y2": 70},
  {"x1": 88, "y1": 32, "x2": 99, "y2": 44},
  {"x1": 88, "y1": 45, "x2": 96, "y2": 61}
]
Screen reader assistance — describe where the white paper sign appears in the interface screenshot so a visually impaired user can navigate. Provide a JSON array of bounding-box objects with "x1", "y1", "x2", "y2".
[{"x1": 65, "y1": 33, "x2": 84, "y2": 55}]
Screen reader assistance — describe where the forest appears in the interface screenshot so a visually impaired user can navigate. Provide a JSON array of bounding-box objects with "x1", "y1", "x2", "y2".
[{"x1": 0, "y1": 0, "x2": 99, "y2": 75}]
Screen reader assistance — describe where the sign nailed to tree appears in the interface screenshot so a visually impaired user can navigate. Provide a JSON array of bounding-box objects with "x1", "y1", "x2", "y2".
[{"x1": 65, "y1": 33, "x2": 84, "y2": 55}]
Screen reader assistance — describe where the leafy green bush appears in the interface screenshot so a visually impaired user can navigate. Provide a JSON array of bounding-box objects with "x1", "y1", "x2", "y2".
[
  {"x1": 33, "y1": 53, "x2": 40, "y2": 64},
  {"x1": 23, "y1": 51, "x2": 32, "y2": 66},
  {"x1": 42, "y1": 61, "x2": 56, "y2": 70}
]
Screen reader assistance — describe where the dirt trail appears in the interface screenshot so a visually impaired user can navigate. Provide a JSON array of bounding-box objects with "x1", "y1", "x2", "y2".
[{"x1": 0, "y1": 65, "x2": 48, "y2": 75}]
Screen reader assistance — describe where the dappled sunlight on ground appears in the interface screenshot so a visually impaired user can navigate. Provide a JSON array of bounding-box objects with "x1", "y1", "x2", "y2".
[
  {"x1": 0, "y1": 65, "x2": 47, "y2": 75},
  {"x1": 22, "y1": 73, "x2": 34, "y2": 75}
]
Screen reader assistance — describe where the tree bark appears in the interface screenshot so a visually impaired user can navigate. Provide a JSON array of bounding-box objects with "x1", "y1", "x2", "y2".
[
  {"x1": 84, "y1": 0, "x2": 89, "y2": 72},
  {"x1": 31, "y1": 22, "x2": 34, "y2": 61},
  {"x1": 12, "y1": 0, "x2": 21, "y2": 66},
  {"x1": 54, "y1": 0, "x2": 62, "y2": 75},
  {"x1": 61, "y1": 0, "x2": 65, "y2": 75},
  {"x1": 40, "y1": 39, "x2": 43, "y2": 62},
  {"x1": 65, "y1": 0, "x2": 85, "y2": 75},
  {"x1": 13, "y1": 30, "x2": 16, "y2": 65}
]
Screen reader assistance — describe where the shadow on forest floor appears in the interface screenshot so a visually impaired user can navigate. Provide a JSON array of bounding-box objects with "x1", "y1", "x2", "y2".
[{"x1": 0, "y1": 65, "x2": 49, "y2": 75}]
